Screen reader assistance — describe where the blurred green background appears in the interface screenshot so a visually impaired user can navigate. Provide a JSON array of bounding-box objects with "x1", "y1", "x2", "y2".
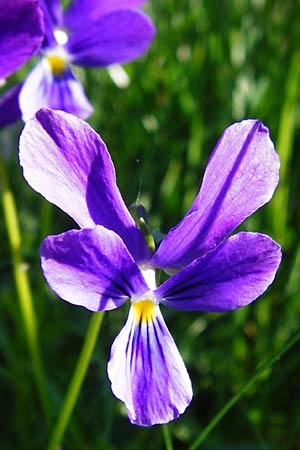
[{"x1": 1, "y1": 0, "x2": 300, "y2": 449}]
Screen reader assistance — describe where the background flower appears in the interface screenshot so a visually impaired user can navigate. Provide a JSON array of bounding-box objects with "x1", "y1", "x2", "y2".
[
  {"x1": 0, "y1": 0, "x2": 155, "y2": 123},
  {"x1": 0, "y1": 0, "x2": 43, "y2": 79}
]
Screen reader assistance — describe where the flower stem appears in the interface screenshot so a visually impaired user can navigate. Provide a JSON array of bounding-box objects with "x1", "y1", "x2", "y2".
[
  {"x1": 187, "y1": 327, "x2": 300, "y2": 450},
  {"x1": 46, "y1": 311, "x2": 104, "y2": 450},
  {"x1": 0, "y1": 155, "x2": 51, "y2": 427},
  {"x1": 162, "y1": 424, "x2": 174, "y2": 450}
]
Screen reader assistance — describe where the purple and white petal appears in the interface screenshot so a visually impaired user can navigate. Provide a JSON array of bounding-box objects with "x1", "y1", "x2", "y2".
[
  {"x1": 41, "y1": 226, "x2": 148, "y2": 312},
  {"x1": 66, "y1": 10, "x2": 155, "y2": 67},
  {"x1": 0, "y1": 0, "x2": 43, "y2": 79},
  {"x1": 107, "y1": 304, "x2": 192, "y2": 426},
  {"x1": 0, "y1": 84, "x2": 22, "y2": 128},
  {"x1": 64, "y1": 0, "x2": 147, "y2": 31},
  {"x1": 39, "y1": 0, "x2": 63, "y2": 48},
  {"x1": 18, "y1": 60, "x2": 93, "y2": 121},
  {"x1": 19, "y1": 108, "x2": 151, "y2": 264},
  {"x1": 156, "y1": 232, "x2": 281, "y2": 312},
  {"x1": 151, "y1": 120, "x2": 280, "y2": 270}
]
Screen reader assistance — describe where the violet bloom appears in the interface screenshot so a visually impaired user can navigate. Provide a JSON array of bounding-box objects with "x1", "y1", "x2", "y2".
[
  {"x1": 19, "y1": 109, "x2": 281, "y2": 426},
  {"x1": 0, "y1": 0, "x2": 155, "y2": 123},
  {"x1": 0, "y1": 0, "x2": 43, "y2": 80}
]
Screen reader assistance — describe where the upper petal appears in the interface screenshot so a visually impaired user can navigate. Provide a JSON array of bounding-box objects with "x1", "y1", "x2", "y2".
[
  {"x1": 66, "y1": 9, "x2": 155, "y2": 67},
  {"x1": 64, "y1": 0, "x2": 148, "y2": 30},
  {"x1": 41, "y1": 226, "x2": 148, "y2": 311},
  {"x1": 0, "y1": 84, "x2": 22, "y2": 128},
  {"x1": 151, "y1": 120, "x2": 280, "y2": 270},
  {"x1": 156, "y1": 232, "x2": 281, "y2": 312},
  {"x1": 0, "y1": 0, "x2": 44, "y2": 79},
  {"x1": 39, "y1": 0, "x2": 63, "y2": 48},
  {"x1": 107, "y1": 304, "x2": 192, "y2": 426},
  {"x1": 19, "y1": 108, "x2": 151, "y2": 264},
  {"x1": 19, "y1": 60, "x2": 93, "y2": 122}
]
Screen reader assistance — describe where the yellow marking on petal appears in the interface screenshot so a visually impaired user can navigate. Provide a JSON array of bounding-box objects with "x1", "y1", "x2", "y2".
[
  {"x1": 47, "y1": 55, "x2": 66, "y2": 76},
  {"x1": 133, "y1": 300, "x2": 155, "y2": 324}
]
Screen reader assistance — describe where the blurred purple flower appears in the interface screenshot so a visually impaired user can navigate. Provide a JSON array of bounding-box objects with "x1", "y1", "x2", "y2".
[
  {"x1": 19, "y1": 109, "x2": 281, "y2": 426},
  {"x1": 0, "y1": 0, "x2": 44, "y2": 79},
  {"x1": 0, "y1": 0, "x2": 155, "y2": 124}
]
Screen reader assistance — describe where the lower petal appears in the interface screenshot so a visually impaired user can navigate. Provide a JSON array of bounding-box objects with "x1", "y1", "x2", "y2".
[
  {"x1": 107, "y1": 305, "x2": 192, "y2": 426},
  {"x1": 19, "y1": 60, "x2": 93, "y2": 121}
]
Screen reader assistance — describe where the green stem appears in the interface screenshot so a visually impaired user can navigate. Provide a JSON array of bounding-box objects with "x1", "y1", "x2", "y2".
[
  {"x1": 46, "y1": 312, "x2": 104, "y2": 450},
  {"x1": 40, "y1": 200, "x2": 53, "y2": 241},
  {"x1": 162, "y1": 424, "x2": 174, "y2": 450},
  {"x1": 187, "y1": 328, "x2": 300, "y2": 450},
  {"x1": 0, "y1": 155, "x2": 51, "y2": 428}
]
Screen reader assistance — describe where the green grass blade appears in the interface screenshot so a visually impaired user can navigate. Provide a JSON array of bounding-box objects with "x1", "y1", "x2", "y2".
[
  {"x1": 46, "y1": 311, "x2": 104, "y2": 450},
  {"x1": 0, "y1": 154, "x2": 51, "y2": 428}
]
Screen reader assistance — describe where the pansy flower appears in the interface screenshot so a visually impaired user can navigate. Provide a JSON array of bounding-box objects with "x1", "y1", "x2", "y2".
[
  {"x1": 19, "y1": 109, "x2": 281, "y2": 426},
  {"x1": 0, "y1": 0, "x2": 43, "y2": 80},
  {"x1": 0, "y1": 0, "x2": 155, "y2": 124}
]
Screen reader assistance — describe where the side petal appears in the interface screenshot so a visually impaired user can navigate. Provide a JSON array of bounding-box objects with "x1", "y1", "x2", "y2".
[
  {"x1": 41, "y1": 226, "x2": 148, "y2": 312},
  {"x1": 0, "y1": 84, "x2": 22, "y2": 128},
  {"x1": 18, "y1": 60, "x2": 93, "y2": 121},
  {"x1": 151, "y1": 120, "x2": 280, "y2": 270},
  {"x1": 66, "y1": 10, "x2": 155, "y2": 67},
  {"x1": 0, "y1": 0, "x2": 44, "y2": 78},
  {"x1": 64, "y1": 0, "x2": 147, "y2": 31},
  {"x1": 19, "y1": 108, "x2": 151, "y2": 264},
  {"x1": 156, "y1": 232, "x2": 281, "y2": 312},
  {"x1": 107, "y1": 305, "x2": 192, "y2": 426}
]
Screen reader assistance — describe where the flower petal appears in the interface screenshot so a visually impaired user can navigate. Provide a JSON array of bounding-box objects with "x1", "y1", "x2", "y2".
[
  {"x1": 19, "y1": 108, "x2": 151, "y2": 264},
  {"x1": 0, "y1": 0, "x2": 43, "y2": 79},
  {"x1": 0, "y1": 84, "x2": 22, "y2": 128},
  {"x1": 156, "y1": 232, "x2": 281, "y2": 312},
  {"x1": 18, "y1": 60, "x2": 93, "y2": 121},
  {"x1": 151, "y1": 120, "x2": 280, "y2": 270},
  {"x1": 41, "y1": 226, "x2": 148, "y2": 312},
  {"x1": 39, "y1": 0, "x2": 63, "y2": 48},
  {"x1": 64, "y1": 0, "x2": 148, "y2": 31},
  {"x1": 66, "y1": 9, "x2": 155, "y2": 67},
  {"x1": 107, "y1": 305, "x2": 192, "y2": 426}
]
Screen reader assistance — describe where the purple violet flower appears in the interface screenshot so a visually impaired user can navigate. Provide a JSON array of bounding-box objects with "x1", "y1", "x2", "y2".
[
  {"x1": 0, "y1": 0, "x2": 44, "y2": 80},
  {"x1": 19, "y1": 109, "x2": 281, "y2": 426},
  {"x1": 0, "y1": 0, "x2": 155, "y2": 124}
]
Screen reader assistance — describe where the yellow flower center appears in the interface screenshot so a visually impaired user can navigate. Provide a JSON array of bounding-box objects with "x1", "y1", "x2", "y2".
[
  {"x1": 47, "y1": 55, "x2": 67, "y2": 76},
  {"x1": 133, "y1": 300, "x2": 155, "y2": 324}
]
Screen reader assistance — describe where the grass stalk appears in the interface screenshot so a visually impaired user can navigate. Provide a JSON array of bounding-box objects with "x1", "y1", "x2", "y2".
[
  {"x1": 46, "y1": 311, "x2": 104, "y2": 450},
  {"x1": 270, "y1": 50, "x2": 300, "y2": 247},
  {"x1": 0, "y1": 155, "x2": 51, "y2": 427},
  {"x1": 187, "y1": 327, "x2": 300, "y2": 450}
]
